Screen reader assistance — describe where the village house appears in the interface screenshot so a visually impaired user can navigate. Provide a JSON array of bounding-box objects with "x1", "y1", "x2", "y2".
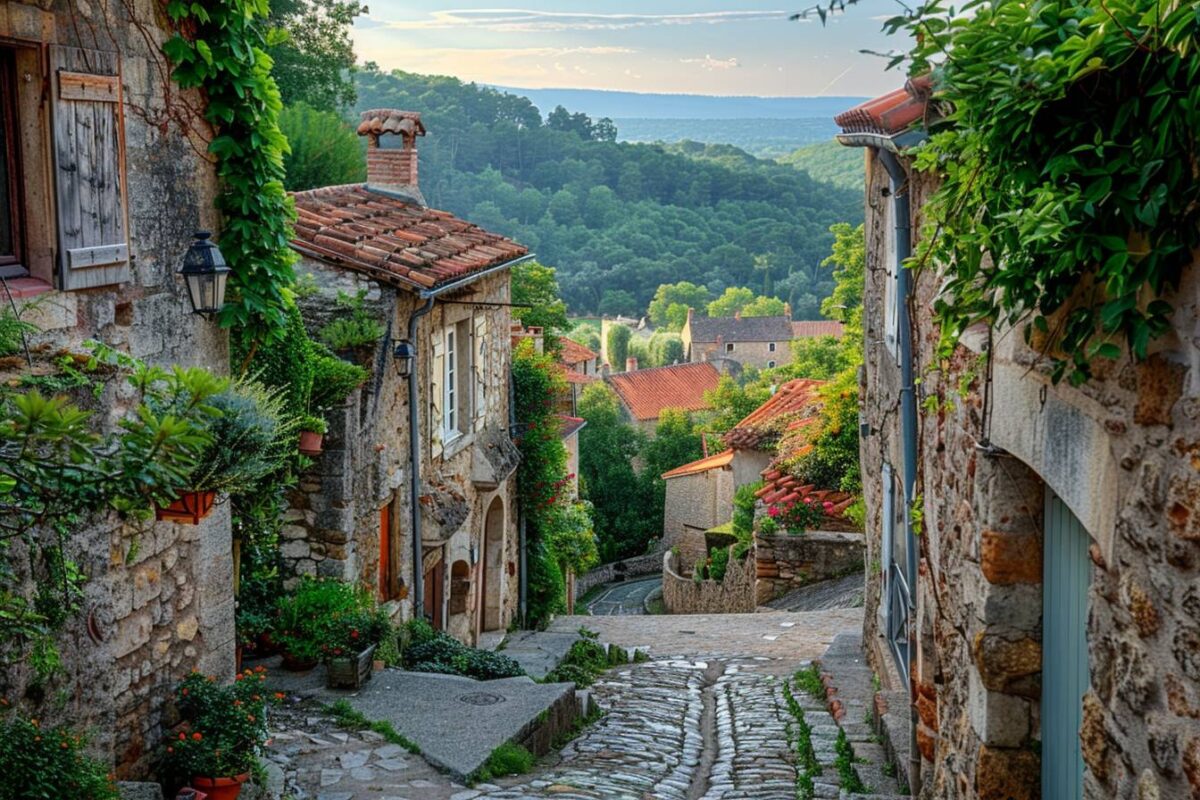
[
  {"x1": 0, "y1": 0, "x2": 235, "y2": 777},
  {"x1": 559, "y1": 415, "x2": 586, "y2": 499},
  {"x1": 681, "y1": 308, "x2": 844, "y2": 371},
  {"x1": 839, "y1": 80, "x2": 1200, "y2": 800},
  {"x1": 558, "y1": 336, "x2": 599, "y2": 414},
  {"x1": 285, "y1": 108, "x2": 529, "y2": 646},
  {"x1": 605, "y1": 359, "x2": 723, "y2": 434}
]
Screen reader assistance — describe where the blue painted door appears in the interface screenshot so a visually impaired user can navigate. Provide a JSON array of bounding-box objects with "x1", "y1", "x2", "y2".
[{"x1": 1042, "y1": 490, "x2": 1090, "y2": 800}]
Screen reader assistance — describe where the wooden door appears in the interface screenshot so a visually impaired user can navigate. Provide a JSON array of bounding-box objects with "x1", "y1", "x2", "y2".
[
  {"x1": 423, "y1": 560, "x2": 444, "y2": 631},
  {"x1": 1042, "y1": 490, "x2": 1090, "y2": 800}
]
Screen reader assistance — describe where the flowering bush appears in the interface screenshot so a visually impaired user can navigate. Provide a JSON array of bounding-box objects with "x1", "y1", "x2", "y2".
[
  {"x1": 768, "y1": 496, "x2": 833, "y2": 535},
  {"x1": 162, "y1": 669, "x2": 279, "y2": 779},
  {"x1": 318, "y1": 607, "x2": 391, "y2": 660},
  {"x1": 274, "y1": 577, "x2": 370, "y2": 664},
  {"x1": 0, "y1": 712, "x2": 117, "y2": 800}
]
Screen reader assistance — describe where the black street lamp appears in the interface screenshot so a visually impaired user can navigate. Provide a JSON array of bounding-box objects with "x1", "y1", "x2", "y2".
[
  {"x1": 179, "y1": 231, "x2": 231, "y2": 317},
  {"x1": 392, "y1": 339, "x2": 416, "y2": 377}
]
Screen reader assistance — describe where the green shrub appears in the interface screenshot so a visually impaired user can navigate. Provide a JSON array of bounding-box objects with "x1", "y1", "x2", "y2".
[
  {"x1": 0, "y1": 306, "x2": 35, "y2": 358},
  {"x1": 0, "y1": 715, "x2": 117, "y2": 800},
  {"x1": 275, "y1": 577, "x2": 367, "y2": 664},
  {"x1": 309, "y1": 343, "x2": 368, "y2": 410},
  {"x1": 319, "y1": 290, "x2": 385, "y2": 350},
  {"x1": 709, "y1": 546, "x2": 730, "y2": 582},
  {"x1": 401, "y1": 621, "x2": 525, "y2": 680},
  {"x1": 544, "y1": 638, "x2": 610, "y2": 687},
  {"x1": 163, "y1": 669, "x2": 277, "y2": 780},
  {"x1": 476, "y1": 742, "x2": 534, "y2": 782},
  {"x1": 732, "y1": 481, "x2": 762, "y2": 541}
]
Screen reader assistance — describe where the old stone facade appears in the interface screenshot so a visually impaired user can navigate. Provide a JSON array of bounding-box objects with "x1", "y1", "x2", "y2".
[
  {"x1": 661, "y1": 451, "x2": 735, "y2": 560},
  {"x1": 753, "y1": 532, "x2": 865, "y2": 605},
  {"x1": 681, "y1": 309, "x2": 795, "y2": 369},
  {"x1": 847, "y1": 102, "x2": 1200, "y2": 798},
  {"x1": 661, "y1": 549, "x2": 755, "y2": 615},
  {"x1": 0, "y1": 0, "x2": 234, "y2": 778}
]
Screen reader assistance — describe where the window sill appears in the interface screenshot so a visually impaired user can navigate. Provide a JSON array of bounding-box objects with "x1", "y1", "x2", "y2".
[
  {"x1": 441, "y1": 430, "x2": 473, "y2": 459},
  {"x1": 0, "y1": 276, "x2": 53, "y2": 300}
]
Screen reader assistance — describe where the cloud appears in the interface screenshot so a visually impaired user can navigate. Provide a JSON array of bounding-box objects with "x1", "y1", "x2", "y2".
[
  {"x1": 374, "y1": 9, "x2": 791, "y2": 32},
  {"x1": 679, "y1": 54, "x2": 741, "y2": 70}
]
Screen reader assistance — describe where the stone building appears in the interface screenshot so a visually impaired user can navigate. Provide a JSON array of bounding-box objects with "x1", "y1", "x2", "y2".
[
  {"x1": 0, "y1": 0, "x2": 233, "y2": 777},
  {"x1": 681, "y1": 308, "x2": 795, "y2": 369},
  {"x1": 558, "y1": 337, "x2": 599, "y2": 414},
  {"x1": 839, "y1": 80, "x2": 1200, "y2": 799},
  {"x1": 286, "y1": 108, "x2": 529, "y2": 646},
  {"x1": 605, "y1": 360, "x2": 722, "y2": 434}
]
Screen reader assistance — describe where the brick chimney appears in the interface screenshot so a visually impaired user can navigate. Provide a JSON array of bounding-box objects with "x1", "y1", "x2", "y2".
[
  {"x1": 357, "y1": 109, "x2": 427, "y2": 205},
  {"x1": 626, "y1": 357, "x2": 638, "y2": 372},
  {"x1": 734, "y1": 309, "x2": 741, "y2": 320},
  {"x1": 686, "y1": 307, "x2": 694, "y2": 326},
  {"x1": 784, "y1": 302, "x2": 792, "y2": 319}
]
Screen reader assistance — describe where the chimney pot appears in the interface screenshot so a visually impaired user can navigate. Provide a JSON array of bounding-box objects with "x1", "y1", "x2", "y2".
[
  {"x1": 734, "y1": 310, "x2": 741, "y2": 320},
  {"x1": 358, "y1": 109, "x2": 427, "y2": 205},
  {"x1": 626, "y1": 357, "x2": 638, "y2": 372}
]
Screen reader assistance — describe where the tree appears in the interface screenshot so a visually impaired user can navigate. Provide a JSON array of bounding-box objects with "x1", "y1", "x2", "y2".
[
  {"x1": 787, "y1": 336, "x2": 844, "y2": 380},
  {"x1": 706, "y1": 287, "x2": 756, "y2": 318},
  {"x1": 577, "y1": 384, "x2": 655, "y2": 561},
  {"x1": 820, "y1": 222, "x2": 865, "y2": 322},
  {"x1": 606, "y1": 325, "x2": 632, "y2": 370},
  {"x1": 598, "y1": 290, "x2": 638, "y2": 318},
  {"x1": 741, "y1": 295, "x2": 788, "y2": 317},
  {"x1": 648, "y1": 282, "x2": 710, "y2": 329},
  {"x1": 638, "y1": 409, "x2": 704, "y2": 539},
  {"x1": 512, "y1": 261, "x2": 570, "y2": 338},
  {"x1": 593, "y1": 117, "x2": 619, "y2": 142},
  {"x1": 269, "y1": 0, "x2": 365, "y2": 111},
  {"x1": 567, "y1": 324, "x2": 601, "y2": 352},
  {"x1": 701, "y1": 376, "x2": 771, "y2": 439},
  {"x1": 279, "y1": 103, "x2": 365, "y2": 191}
]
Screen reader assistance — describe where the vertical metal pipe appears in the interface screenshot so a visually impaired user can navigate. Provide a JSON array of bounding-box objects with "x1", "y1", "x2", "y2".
[{"x1": 408, "y1": 297, "x2": 435, "y2": 623}]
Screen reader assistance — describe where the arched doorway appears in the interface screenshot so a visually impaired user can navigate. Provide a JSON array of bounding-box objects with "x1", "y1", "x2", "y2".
[{"x1": 480, "y1": 496, "x2": 505, "y2": 633}]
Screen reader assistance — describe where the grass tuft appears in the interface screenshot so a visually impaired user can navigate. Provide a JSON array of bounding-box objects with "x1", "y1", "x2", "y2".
[
  {"x1": 323, "y1": 700, "x2": 421, "y2": 754},
  {"x1": 473, "y1": 741, "x2": 534, "y2": 783}
]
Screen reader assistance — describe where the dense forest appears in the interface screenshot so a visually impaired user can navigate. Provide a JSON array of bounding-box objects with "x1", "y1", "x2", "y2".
[
  {"x1": 778, "y1": 141, "x2": 865, "y2": 191},
  {"x1": 313, "y1": 68, "x2": 865, "y2": 318}
]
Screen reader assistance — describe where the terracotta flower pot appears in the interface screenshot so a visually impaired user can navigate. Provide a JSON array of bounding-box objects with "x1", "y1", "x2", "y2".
[
  {"x1": 191, "y1": 773, "x2": 250, "y2": 800},
  {"x1": 298, "y1": 430, "x2": 324, "y2": 456},
  {"x1": 155, "y1": 490, "x2": 217, "y2": 524}
]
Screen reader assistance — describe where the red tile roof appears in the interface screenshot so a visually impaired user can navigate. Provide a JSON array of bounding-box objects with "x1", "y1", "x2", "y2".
[
  {"x1": 792, "y1": 320, "x2": 845, "y2": 338},
  {"x1": 558, "y1": 415, "x2": 587, "y2": 438},
  {"x1": 755, "y1": 473, "x2": 856, "y2": 523},
  {"x1": 563, "y1": 368, "x2": 596, "y2": 385},
  {"x1": 606, "y1": 362, "x2": 722, "y2": 422},
  {"x1": 724, "y1": 379, "x2": 825, "y2": 451},
  {"x1": 661, "y1": 449, "x2": 734, "y2": 480},
  {"x1": 290, "y1": 184, "x2": 528, "y2": 291},
  {"x1": 560, "y1": 338, "x2": 598, "y2": 367},
  {"x1": 834, "y1": 74, "x2": 933, "y2": 136}
]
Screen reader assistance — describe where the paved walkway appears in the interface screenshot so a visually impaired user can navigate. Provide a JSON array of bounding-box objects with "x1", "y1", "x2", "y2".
[{"x1": 585, "y1": 576, "x2": 662, "y2": 615}]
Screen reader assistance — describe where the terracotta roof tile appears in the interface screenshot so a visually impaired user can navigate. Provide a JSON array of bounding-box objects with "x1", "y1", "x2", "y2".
[
  {"x1": 834, "y1": 74, "x2": 933, "y2": 136},
  {"x1": 558, "y1": 415, "x2": 587, "y2": 438},
  {"x1": 792, "y1": 321, "x2": 845, "y2": 338},
  {"x1": 563, "y1": 368, "x2": 596, "y2": 385},
  {"x1": 290, "y1": 184, "x2": 528, "y2": 291},
  {"x1": 606, "y1": 362, "x2": 722, "y2": 421},
  {"x1": 662, "y1": 449, "x2": 734, "y2": 479},
  {"x1": 724, "y1": 379, "x2": 825, "y2": 451},
  {"x1": 560, "y1": 337, "x2": 598, "y2": 366}
]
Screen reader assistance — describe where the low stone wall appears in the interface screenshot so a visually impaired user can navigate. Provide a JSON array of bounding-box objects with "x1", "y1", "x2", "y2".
[
  {"x1": 662, "y1": 550, "x2": 756, "y2": 614},
  {"x1": 574, "y1": 552, "x2": 662, "y2": 599},
  {"x1": 754, "y1": 531, "x2": 865, "y2": 604}
]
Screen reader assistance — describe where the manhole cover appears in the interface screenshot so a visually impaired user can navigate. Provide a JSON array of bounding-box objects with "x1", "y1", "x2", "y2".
[{"x1": 458, "y1": 692, "x2": 506, "y2": 706}]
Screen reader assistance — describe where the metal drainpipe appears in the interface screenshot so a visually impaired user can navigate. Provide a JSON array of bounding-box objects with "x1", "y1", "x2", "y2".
[
  {"x1": 878, "y1": 147, "x2": 922, "y2": 796},
  {"x1": 408, "y1": 296, "x2": 435, "y2": 623},
  {"x1": 509, "y1": 369, "x2": 528, "y2": 626}
]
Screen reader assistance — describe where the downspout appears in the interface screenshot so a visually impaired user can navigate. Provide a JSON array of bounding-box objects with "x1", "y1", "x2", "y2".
[
  {"x1": 878, "y1": 146, "x2": 922, "y2": 797},
  {"x1": 510, "y1": 369, "x2": 528, "y2": 626},
  {"x1": 407, "y1": 296, "x2": 435, "y2": 623}
]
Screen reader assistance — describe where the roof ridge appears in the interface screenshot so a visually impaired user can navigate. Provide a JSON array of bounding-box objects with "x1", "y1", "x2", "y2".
[{"x1": 608, "y1": 360, "x2": 717, "y2": 377}]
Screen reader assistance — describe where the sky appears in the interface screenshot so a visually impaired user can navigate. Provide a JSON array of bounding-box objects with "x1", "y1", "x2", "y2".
[{"x1": 352, "y1": 2, "x2": 909, "y2": 98}]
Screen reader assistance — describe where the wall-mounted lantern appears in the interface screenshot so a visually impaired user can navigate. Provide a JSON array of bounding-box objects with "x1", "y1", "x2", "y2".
[
  {"x1": 392, "y1": 339, "x2": 416, "y2": 378},
  {"x1": 179, "y1": 231, "x2": 231, "y2": 317}
]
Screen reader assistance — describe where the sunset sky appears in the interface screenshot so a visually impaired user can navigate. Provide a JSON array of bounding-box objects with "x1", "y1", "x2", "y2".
[{"x1": 353, "y1": 3, "x2": 907, "y2": 98}]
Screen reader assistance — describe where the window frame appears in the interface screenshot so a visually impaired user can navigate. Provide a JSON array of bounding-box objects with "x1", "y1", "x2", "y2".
[
  {"x1": 768, "y1": 341, "x2": 776, "y2": 353},
  {"x1": 767, "y1": 360, "x2": 776, "y2": 369},
  {"x1": 725, "y1": 342, "x2": 734, "y2": 353},
  {"x1": 443, "y1": 326, "x2": 458, "y2": 440},
  {"x1": 0, "y1": 47, "x2": 25, "y2": 277},
  {"x1": 882, "y1": 197, "x2": 900, "y2": 362}
]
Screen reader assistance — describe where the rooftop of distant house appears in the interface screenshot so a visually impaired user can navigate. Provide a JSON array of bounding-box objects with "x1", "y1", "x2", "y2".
[
  {"x1": 606, "y1": 361, "x2": 722, "y2": 421},
  {"x1": 724, "y1": 378, "x2": 825, "y2": 451},
  {"x1": 560, "y1": 338, "x2": 598, "y2": 366},
  {"x1": 834, "y1": 74, "x2": 933, "y2": 138},
  {"x1": 792, "y1": 320, "x2": 845, "y2": 339},
  {"x1": 558, "y1": 415, "x2": 587, "y2": 438},
  {"x1": 686, "y1": 311, "x2": 795, "y2": 344},
  {"x1": 661, "y1": 448, "x2": 734, "y2": 479}
]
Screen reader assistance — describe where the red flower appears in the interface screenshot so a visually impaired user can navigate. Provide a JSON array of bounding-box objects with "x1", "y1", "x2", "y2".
[{"x1": 192, "y1": 732, "x2": 203, "y2": 741}]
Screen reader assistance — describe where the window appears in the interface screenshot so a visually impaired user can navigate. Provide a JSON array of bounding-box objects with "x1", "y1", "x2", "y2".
[
  {"x1": 444, "y1": 326, "x2": 458, "y2": 436},
  {"x1": 882, "y1": 196, "x2": 900, "y2": 361},
  {"x1": 441, "y1": 320, "x2": 471, "y2": 442},
  {"x1": 768, "y1": 360, "x2": 776, "y2": 369},
  {"x1": 0, "y1": 49, "x2": 23, "y2": 276},
  {"x1": 768, "y1": 342, "x2": 776, "y2": 353},
  {"x1": 725, "y1": 342, "x2": 734, "y2": 353}
]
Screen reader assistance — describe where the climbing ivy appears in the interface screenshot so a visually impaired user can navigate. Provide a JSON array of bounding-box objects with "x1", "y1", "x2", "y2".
[
  {"x1": 164, "y1": 0, "x2": 297, "y2": 339},
  {"x1": 889, "y1": 0, "x2": 1200, "y2": 384}
]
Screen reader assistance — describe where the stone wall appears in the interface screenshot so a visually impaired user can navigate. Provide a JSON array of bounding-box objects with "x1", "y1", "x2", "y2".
[
  {"x1": 857, "y1": 143, "x2": 1200, "y2": 799},
  {"x1": 753, "y1": 532, "x2": 866, "y2": 605},
  {"x1": 574, "y1": 552, "x2": 663, "y2": 599},
  {"x1": 691, "y1": 339, "x2": 790, "y2": 370},
  {"x1": 0, "y1": 0, "x2": 234, "y2": 779},
  {"x1": 661, "y1": 467, "x2": 734, "y2": 557},
  {"x1": 661, "y1": 550, "x2": 756, "y2": 614}
]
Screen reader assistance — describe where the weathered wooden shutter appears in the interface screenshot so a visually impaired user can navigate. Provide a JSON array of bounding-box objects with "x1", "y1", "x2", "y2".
[
  {"x1": 50, "y1": 45, "x2": 130, "y2": 290},
  {"x1": 473, "y1": 315, "x2": 488, "y2": 431},
  {"x1": 430, "y1": 335, "x2": 445, "y2": 459}
]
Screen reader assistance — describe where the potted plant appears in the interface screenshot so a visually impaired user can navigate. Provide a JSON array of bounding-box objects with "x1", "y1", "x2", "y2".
[
  {"x1": 767, "y1": 495, "x2": 832, "y2": 535},
  {"x1": 298, "y1": 415, "x2": 327, "y2": 456},
  {"x1": 163, "y1": 669, "x2": 278, "y2": 800},
  {"x1": 322, "y1": 606, "x2": 391, "y2": 689},
  {"x1": 274, "y1": 577, "x2": 361, "y2": 671},
  {"x1": 155, "y1": 380, "x2": 297, "y2": 524}
]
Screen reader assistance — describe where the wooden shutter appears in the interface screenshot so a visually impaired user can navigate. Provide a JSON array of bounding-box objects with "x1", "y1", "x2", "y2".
[
  {"x1": 430, "y1": 334, "x2": 445, "y2": 458},
  {"x1": 50, "y1": 45, "x2": 130, "y2": 290},
  {"x1": 473, "y1": 315, "x2": 488, "y2": 431}
]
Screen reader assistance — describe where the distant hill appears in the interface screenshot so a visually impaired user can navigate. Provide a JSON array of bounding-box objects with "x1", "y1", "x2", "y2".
[
  {"x1": 779, "y1": 141, "x2": 865, "y2": 191},
  {"x1": 615, "y1": 118, "x2": 840, "y2": 159},
  {"x1": 489, "y1": 86, "x2": 868, "y2": 121}
]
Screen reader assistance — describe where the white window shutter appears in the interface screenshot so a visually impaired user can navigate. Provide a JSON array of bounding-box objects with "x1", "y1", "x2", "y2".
[
  {"x1": 430, "y1": 336, "x2": 445, "y2": 458},
  {"x1": 50, "y1": 45, "x2": 130, "y2": 290},
  {"x1": 473, "y1": 315, "x2": 488, "y2": 431}
]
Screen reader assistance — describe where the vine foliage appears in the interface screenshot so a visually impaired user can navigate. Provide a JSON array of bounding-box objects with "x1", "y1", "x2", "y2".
[
  {"x1": 164, "y1": 0, "x2": 297, "y2": 339},
  {"x1": 891, "y1": 0, "x2": 1200, "y2": 384}
]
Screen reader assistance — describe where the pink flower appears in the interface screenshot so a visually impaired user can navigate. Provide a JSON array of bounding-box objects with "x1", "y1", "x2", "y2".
[
  {"x1": 768, "y1": 506, "x2": 780, "y2": 517},
  {"x1": 823, "y1": 501, "x2": 834, "y2": 511}
]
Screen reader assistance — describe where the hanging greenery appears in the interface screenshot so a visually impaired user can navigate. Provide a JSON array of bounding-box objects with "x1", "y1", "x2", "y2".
[
  {"x1": 164, "y1": 0, "x2": 297, "y2": 339},
  {"x1": 890, "y1": 0, "x2": 1200, "y2": 385}
]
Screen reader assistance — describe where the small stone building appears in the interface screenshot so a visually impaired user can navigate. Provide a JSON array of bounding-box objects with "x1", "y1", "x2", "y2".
[
  {"x1": 682, "y1": 308, "x2": 795, "y2": 369},
  {"x1": 286, "y1": 109, "x2": 529, "y2": 646},
  {"x1": 839, "y1": 81, "x2": 1200, "y2": 799},
  {"x1": 605, "y1": 360, "x2": 722, "y2": 434},
  {"x1": 0, "y1": 0, "x2": 234, "y2": 777}
]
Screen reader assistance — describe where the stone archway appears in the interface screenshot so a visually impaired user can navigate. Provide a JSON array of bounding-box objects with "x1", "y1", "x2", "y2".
[{"x1": 480, "y1": 496, "x2": 505, "y2": 633}]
